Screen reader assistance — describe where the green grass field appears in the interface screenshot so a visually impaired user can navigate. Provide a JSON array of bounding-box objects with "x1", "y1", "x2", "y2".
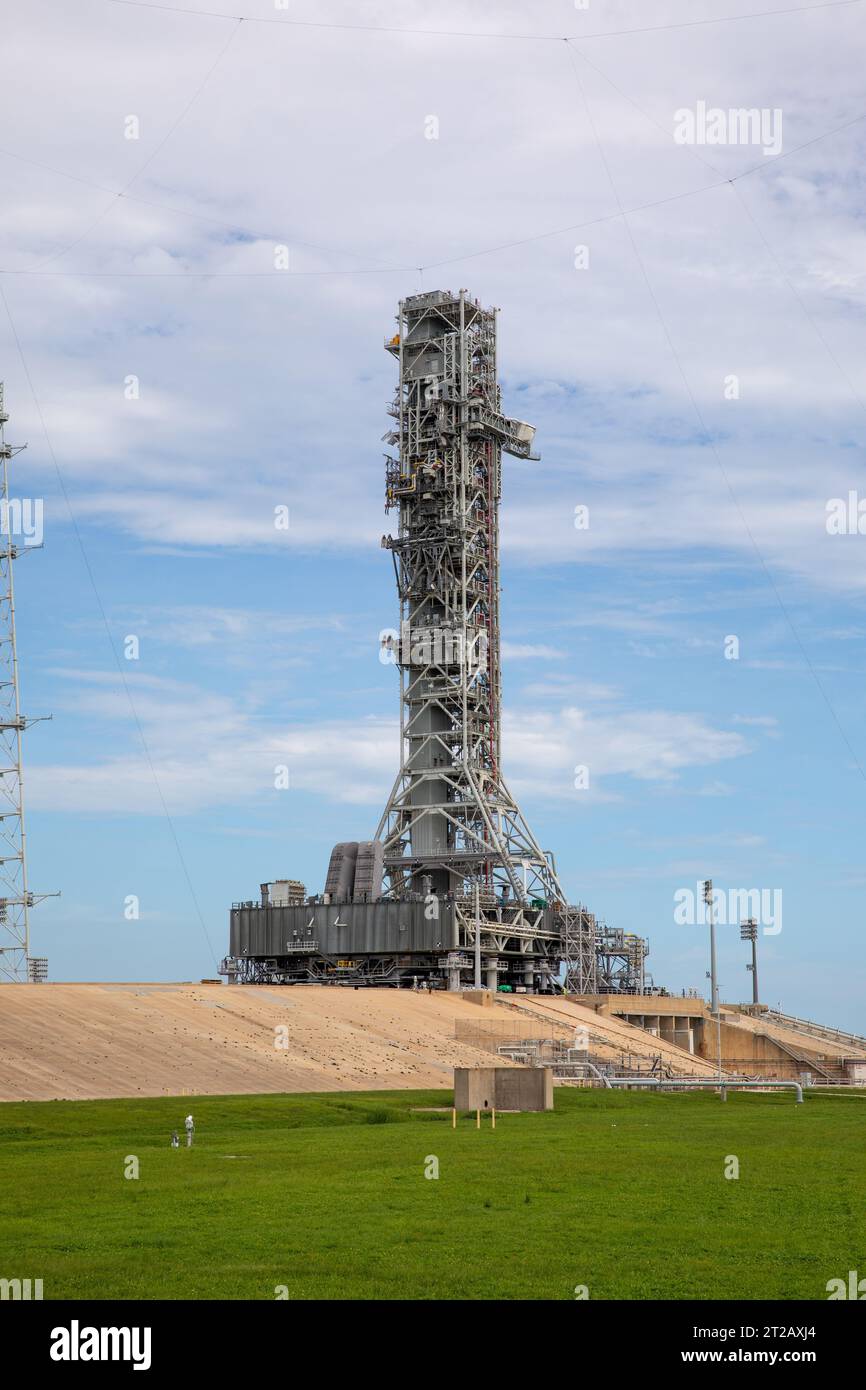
[{"x1": 1, "y1": 1087, "x2": 863, "y2": 1300}]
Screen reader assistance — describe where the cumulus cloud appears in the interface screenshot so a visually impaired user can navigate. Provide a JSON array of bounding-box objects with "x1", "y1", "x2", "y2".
[{"x1": 504, "y1": 703, "x2": 749, "y2": 801}]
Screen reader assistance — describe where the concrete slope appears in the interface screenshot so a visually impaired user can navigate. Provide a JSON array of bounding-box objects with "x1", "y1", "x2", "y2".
[{"x1": 0, "y1": 983, "x2": 524, "y2": 1102}]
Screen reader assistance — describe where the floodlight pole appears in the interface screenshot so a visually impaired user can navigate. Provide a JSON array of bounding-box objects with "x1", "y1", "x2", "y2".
[
  {"x1": 703, "y1": 878, "x2": 723, "y2": 1091},
  {"x1": 703, "y1": 879, "x2": 720, "y2": 1016},
  {"x1": 740, "y1": 917, "x2": 759, "y2": 1006}
]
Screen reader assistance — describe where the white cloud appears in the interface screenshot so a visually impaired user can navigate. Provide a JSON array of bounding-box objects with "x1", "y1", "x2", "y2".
[
  {"x1": 504, "y1": 704, "x2": 748, "y2": 801},
  {"x1": 501, "y1": 641, "x2": 564, "y2": 660},
  {"x1": 107, "y1": 605, "x2": 345, "y2": 648},
  {"x1": 1, "y1": 0, "x2": 864, "y2": 595},
  {"x1": 28, "y1": 668, "x2": 751, "y2": 814},
  {"x1": 731, "y1": 714, "x2": 780, "y2": 733}
]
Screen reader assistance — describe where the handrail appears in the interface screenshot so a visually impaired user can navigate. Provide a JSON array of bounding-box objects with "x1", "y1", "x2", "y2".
[
  {"x1": 763, "y1": 1009, "x2": 866, "y2": 1052},
  {"x1": 751, "y1": 1029, "x2": 837, "y2": 1081}
]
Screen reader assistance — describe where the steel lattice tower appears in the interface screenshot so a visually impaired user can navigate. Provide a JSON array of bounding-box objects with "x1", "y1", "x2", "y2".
[
  {"x1": 225, "y1": 292, "x2": 648, "y2": 995},
  {"x1": 0, "y1": 385, "x2": 44, "y2": 981},
  {"x1": 374, "y1": 290, "x2": 579, "y2": 983}
]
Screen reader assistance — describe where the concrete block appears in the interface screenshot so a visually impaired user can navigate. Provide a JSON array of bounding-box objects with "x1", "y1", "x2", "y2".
[
  {"x1": 461, "y1": 990, "x2": 493, "y2": 1007},
  {"x1": 453, "y1": 1066, "x2": 553, "y2": 1112}
]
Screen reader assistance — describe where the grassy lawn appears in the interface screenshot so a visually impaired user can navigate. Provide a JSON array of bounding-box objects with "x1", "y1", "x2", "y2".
[{"x1": 0, "y1": 1087, "x2": 863, "y2": 1300}]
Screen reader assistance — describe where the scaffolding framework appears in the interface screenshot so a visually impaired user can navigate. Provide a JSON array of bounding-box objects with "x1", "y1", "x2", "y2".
[
  {"x1": 594, "y1": 925, "x2": 649, "y2": 995},
  {"x1": 562, "y1": 904, "x2": 599, "y2": 995}
]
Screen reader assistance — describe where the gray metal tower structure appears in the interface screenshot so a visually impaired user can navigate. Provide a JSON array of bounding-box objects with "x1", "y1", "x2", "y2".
[
  {"x1": 374, "y1": 290, "x2": 574, "y2": 987},
  {"x1": 0, "y1": 385, "x2": 48, "y2": 981},
  {"x1": 225, "y1": 292, "x2": 649, "y2": 995},
  {"x1": 594, "y1": 923, "x2": 649, "y2": 994}
]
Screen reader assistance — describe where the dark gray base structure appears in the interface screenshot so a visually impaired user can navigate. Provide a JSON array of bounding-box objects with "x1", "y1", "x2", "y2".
[{"x1": 225, "y1": 897, "x2": 563, "y2": 990}]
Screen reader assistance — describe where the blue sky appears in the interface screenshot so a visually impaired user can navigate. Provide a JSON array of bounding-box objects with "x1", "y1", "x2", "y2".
[{"x1": 2, "y1": 0, "x2": 865, "y2": 1027}]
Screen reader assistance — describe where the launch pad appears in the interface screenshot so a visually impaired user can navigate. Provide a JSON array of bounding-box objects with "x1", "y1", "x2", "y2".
[{"x1": 225, "y1": 290, "x2": 649, "y2": 994}]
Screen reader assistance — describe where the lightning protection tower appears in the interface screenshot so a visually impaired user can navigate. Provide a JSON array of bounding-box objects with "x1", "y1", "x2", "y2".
[
  {"x1": 375, "y1": 290, "x2": 577, "y2": 986},
  {"x1": 0, "y1": 385, "x2": 49, "y2": 981}
]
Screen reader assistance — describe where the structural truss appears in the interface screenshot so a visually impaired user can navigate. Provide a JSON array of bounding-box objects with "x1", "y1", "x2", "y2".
[{"x1": 0, "y1": 385, "x2": 36, "y2": 980}]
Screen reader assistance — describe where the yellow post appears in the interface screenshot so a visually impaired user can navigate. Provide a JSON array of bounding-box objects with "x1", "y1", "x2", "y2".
[
  {"x1": 492, "y1": 1108, "x2": 496, "y2": 1129},
  {"x1": 452, "y1": 1107, "x2": 456, "y2": 1129},
  {"x1": 476, "y1": 1108, "x2": 480, "y2": 1129}
]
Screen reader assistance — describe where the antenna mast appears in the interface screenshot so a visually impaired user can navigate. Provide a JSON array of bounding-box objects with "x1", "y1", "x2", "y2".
[{"x1": 0, "y1": 384, "x2": 47, "y2": 981}]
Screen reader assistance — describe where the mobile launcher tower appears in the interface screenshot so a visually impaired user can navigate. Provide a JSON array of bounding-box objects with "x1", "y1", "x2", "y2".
[{"x1": 226, "y1": 290, "x2": 649, "y2": 994}]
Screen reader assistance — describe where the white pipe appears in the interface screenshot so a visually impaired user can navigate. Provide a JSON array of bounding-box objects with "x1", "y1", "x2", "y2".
[
  {"x1": 550, "y1": 1060, "x2": 613, "y2": 1088},
  {"x1": 578, "y1": 1060, "x2": 612, "y2": 1088},
  {"x1": 604, "y1": 1077, "x2": 803, "y2": 1104}
]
